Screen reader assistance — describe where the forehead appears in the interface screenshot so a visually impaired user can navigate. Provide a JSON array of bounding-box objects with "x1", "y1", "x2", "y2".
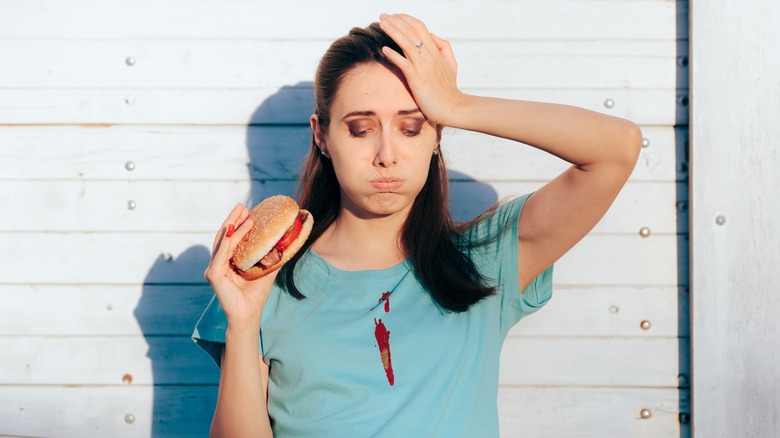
[{"x1": 331, "y1": 62, "x2": 418, "y2": 116}]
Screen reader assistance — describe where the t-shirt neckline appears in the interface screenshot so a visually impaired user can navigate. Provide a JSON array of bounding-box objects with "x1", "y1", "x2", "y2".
[{"x1": 305, "y1": 248, "x2": 412, "y2": 280}]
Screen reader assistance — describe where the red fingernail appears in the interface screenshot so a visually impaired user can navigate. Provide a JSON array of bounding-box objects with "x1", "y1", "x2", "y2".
[{"x1": 226, "y1": 224, "x2": 235, "y2": 238}]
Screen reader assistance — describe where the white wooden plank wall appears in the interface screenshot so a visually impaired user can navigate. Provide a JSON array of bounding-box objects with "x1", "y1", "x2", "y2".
[
  {"x1": 690, "y1": 1, "x2": 780, "y2": 437},
  {"x1": 0, "y1": 1, "x2": 689, "y2": 436}
]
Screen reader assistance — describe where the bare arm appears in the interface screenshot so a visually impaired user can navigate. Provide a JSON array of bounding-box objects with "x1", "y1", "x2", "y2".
[
  {"x1": 211, "y1": 332, "x2": 272, "y2": 437},
  {"x1": 204, "y1": 203, "x2": 276, "y2": 437},
  {"x1": 379, "y1": 14, "x2": 642, "y2": 291},
  {"x1": 445, "y1": 96, "x2": 641, "y2": 290}
]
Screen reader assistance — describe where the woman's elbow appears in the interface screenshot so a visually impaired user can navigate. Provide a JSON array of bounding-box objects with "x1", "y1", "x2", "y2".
[{"x1": 614, "y1": 120, "x2": 642, "y2": 170}]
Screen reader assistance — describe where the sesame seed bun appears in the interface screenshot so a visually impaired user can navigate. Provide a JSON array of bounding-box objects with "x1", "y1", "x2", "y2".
[{"x1": 231, "y1": 195, "x2": 313, "y2": 280}]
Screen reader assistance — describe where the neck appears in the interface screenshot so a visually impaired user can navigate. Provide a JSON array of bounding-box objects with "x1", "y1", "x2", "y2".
[{"x1": 312, "y1": 205, "x2": 409, "y2": 271}]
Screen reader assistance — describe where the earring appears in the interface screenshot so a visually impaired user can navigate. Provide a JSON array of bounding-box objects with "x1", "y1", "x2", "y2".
[
  {"x1": 320, "y1": 148, "x2": 329, "y2": 158},
  {"x1": 433, "y1": 145, "x2": 440, "y2": 156}
]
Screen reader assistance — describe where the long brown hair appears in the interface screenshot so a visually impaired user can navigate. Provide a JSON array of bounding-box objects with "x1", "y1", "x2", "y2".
[{"x1": 277, "y1": 22, "x2": 495, "y2": 312}]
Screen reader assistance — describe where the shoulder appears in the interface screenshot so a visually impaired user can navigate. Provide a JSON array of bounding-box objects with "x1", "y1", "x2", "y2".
[{"x1": 461, "y1": 193, "x2": 532, "y2": 243}]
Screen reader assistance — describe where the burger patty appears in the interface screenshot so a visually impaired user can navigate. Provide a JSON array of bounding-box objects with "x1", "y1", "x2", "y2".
[{"x1": 259, "y1": 247, "x2": 282, "y2": 268}]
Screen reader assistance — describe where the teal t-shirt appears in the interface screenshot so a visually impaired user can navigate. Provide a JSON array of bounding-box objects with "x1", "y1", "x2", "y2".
[{"x1": 192, "y1": 193, "x2": 553, "y2": 437}]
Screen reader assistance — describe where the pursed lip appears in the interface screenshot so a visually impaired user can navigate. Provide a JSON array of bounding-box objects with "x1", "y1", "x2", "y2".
[{"x1": 371, "y1": 178, "x2": 404, "y2": 192}]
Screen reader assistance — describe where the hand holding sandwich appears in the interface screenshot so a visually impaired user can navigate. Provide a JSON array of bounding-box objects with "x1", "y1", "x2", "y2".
[
  {"x1": 204, "y1": 196, "x2": 313, "y2": 328},
  {"x1": 204, "y1": 202, "x2": 274, "y2": 329}
]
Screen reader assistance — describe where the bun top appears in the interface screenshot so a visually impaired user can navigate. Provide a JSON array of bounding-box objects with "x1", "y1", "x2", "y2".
[{"x1": 232, "y1": 195, "x2": 300, "y2": 271}]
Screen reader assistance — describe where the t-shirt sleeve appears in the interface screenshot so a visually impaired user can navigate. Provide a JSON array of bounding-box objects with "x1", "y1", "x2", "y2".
[
  {"x1": 464, "y1": 193, "x2": 554, "y2": 336},
  {"x1": 191, "y1": 294, "x2": 228, "y2": 367}
]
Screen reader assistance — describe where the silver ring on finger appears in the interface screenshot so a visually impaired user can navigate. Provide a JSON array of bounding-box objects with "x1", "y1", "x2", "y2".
[{"x1": 415, "y1": 42, "x2": 423, "y2": 53}]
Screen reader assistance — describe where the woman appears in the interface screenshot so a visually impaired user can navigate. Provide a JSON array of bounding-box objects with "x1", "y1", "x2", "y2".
[{"x1": 193, "y1": 13, "x2": 640, "y2": 437}]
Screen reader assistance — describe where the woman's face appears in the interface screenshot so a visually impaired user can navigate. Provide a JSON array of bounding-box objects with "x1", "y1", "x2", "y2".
[{"x1": 313, "y1": 62, "x2": 439, "y2": 219}]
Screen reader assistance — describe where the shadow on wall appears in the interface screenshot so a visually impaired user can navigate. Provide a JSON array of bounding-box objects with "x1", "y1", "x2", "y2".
[
  {"x1": 134, "y1": 83, "x2": 497, "y2": 436},
  {"x1": 137, "y1": 248, "x2": 213, "y2": 437}
]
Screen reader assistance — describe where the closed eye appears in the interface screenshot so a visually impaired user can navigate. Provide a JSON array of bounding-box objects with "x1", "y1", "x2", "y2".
[
  {"x1": 400, "y1": 119, "x2": 424, "y2": 137},
  {"x1": 347, "y1": 119, "x2": 373, "y2": 138},
  {"x1": 350, "y1": 129, "x2": 371, "y2": 138}
]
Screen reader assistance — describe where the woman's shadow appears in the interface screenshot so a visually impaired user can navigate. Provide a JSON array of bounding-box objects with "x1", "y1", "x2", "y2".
[{"x1": 135, "y1": 83, "x2": 497, "y2": 436}]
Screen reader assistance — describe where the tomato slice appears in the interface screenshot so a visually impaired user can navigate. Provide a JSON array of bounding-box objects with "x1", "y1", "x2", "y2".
[{"x1": 275, "y1": 215, "x2": 303, "y2": 251}]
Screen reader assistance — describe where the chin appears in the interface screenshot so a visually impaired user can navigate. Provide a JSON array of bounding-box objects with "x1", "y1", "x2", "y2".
[{"x1": 351, "y1": 192, "x2": 416, "y2": 218}]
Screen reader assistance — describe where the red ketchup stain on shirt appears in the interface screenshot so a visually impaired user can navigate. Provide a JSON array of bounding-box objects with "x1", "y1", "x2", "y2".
[
  {"x1": 374, "y1": 318, "x2": 394, "y2": 385},
  {"x1": 378, "y1": 291, "x2": 391, "y2": 312}
]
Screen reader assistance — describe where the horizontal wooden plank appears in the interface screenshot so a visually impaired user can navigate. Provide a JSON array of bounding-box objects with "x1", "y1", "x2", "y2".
[
  {"x1": 0, "y1": 233, "x2": 684, "y2": 286},
  {"x1": 511, "y1": 286, "x2": 689, "y2": 338},
  {"x1": 0, "y1": 285, "x2": 687, "y2": 337},
  {"x1": 0, "y1": 125, "x2": 685, "y2": 183},
  {"x1": 0, "y1": 385, "x2": 687, "y2": 437},
  {"x1": 498, "y1": 386, "x2": 689, "y2": 437},
  {"x1": 0, "y1": 336, "x2": 218, "y2": 385},
  {"x1": 2, "y1": 180, "x2": 686, "y2": 233},
  {"x1": 1, "y1": 40, "x2": 682, "y2": 89},
  {"x1": 1, "y1": 336, "x2": 684, "y2": 387},
  {"x1": 0, "y1": 87, "x2": 688, "y2": 125},
  {"x1": 0, "y1": 385, "x2": 215, "y2": 438},
  {"x1": 0, "y1": 1, "x2": 683, "y2": 40},
  {"x1": 0, "y1": 285, "x2": 213, "y2": 336},
  {"x1": 500, "y1": 337, "x2": 688, "y2": 387}
]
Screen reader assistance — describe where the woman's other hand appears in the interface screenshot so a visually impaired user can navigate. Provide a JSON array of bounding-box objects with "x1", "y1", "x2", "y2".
[{"x1": 379, "y1": 13, "x2": 463, "y2": 126}]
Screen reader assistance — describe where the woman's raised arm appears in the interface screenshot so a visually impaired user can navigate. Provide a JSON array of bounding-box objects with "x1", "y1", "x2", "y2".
[
  {"x1": 379, "y1": 13, "x2": 642, "y2": 291},
  {"x1": 448, "y1": 96, "x2": 642, "y2": 290}
]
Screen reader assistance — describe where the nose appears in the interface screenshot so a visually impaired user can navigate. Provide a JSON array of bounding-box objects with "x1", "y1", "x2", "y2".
[{"x1": 373, "y1": 130, "x2": 397, "y2": 168}]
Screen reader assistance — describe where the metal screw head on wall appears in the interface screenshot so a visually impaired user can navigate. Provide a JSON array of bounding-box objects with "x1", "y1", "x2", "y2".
[
  {"x1": 640, "y1": 320, "x2": 652, "y2": 330},
  {"x1": 124, "y1": 413, "x2": 136, "y2": 424},
  {"x1": 125, "y1": 161, "x2": 136, "y2": 171},
  {"x1": 127, "y1": 200, "x2": 137, "y2": 210},
  {"x1": 715, "y1": 215, "x2": 726, "y2": 225},
  {"x1": 640, "y1": 409, "x2": 652, "y2": 419},
  {"x1": 604, "y1": 98, "x2": 615, "y2": 109},
  {"x1": 125, "y1": 57, "x2": 136, "y2": 66},
  {"x1": 639, "y1": 227, "x2": 651, "y2": 238},
  {"x1": 641, "y1": 138, "x2": 650, "y2": 148}
]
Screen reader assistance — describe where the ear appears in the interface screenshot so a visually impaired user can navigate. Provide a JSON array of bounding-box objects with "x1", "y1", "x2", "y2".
[{"x1": 310, "y1": 114, "x2": 325, "y2": 149}]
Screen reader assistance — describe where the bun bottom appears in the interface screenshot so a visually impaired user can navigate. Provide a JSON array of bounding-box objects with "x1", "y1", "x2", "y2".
[{"x1": 236, "y1": 209, "x2": 313, "y2": 280}]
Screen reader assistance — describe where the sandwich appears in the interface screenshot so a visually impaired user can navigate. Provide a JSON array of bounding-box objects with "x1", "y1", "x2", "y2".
[{"x1": 231, "y1": 195, "x2": 314, "y2": 280}]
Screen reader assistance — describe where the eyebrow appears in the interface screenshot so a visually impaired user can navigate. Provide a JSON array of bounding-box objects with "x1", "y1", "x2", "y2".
[{"x1": 341, "y1": 109, "x2": 422, "y2": 120}]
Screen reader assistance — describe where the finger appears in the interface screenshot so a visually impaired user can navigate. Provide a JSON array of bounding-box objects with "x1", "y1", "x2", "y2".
[
  {"x1": 379, "y1": 14, "x2": 424, "y2": 57},
  {"x1": 387, "y1": 13, "x2": 430, "y2": 40},
  {"x1": 235, "y1": 206, "x2": 251, "y2": 229},
  {"x1": 219, "y1": 204, "x2": 250, "y2": 246},
  {"x1": 382, "y1": 13, "x2": 420, "y2": 41},
  {"x1": 210, "y1": 204, "x2": 250, "y2": 264},
  {"x1": 212, "y1": 203, "x2": 245, "y2": 252},
  {"x1": 381, "y1": 45, "x2": 411, "y2": 71},
  {"x1": 212, "y1": 217, "x2": 254, "y2": 268},
  {"x1": 430, "y1": 33, "x2": 456, "y2": 65}
]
